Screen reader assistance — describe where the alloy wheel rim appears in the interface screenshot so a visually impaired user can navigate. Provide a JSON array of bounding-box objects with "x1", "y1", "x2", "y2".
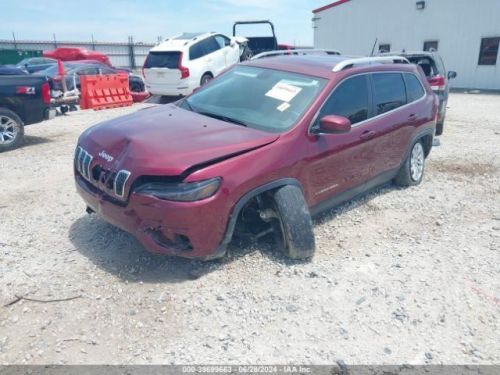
[
  {"x1": 0, "y1": 115, "x2": 19, "y2": 145},
  {"x1": 410, "y1": 142, "x2": 425, "y2": 181}
]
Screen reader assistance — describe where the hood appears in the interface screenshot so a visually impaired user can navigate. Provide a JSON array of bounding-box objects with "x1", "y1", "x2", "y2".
[{"x1": 78, "y1": 104, "x2": 279, "y2": 177}]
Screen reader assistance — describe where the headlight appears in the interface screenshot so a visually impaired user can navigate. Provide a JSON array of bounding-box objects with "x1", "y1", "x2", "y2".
[{"x1": 135, "y1": 177, "x2": 221, "y2": 202}]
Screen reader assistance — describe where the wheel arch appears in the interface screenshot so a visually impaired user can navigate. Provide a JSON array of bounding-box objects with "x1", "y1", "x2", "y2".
[
  {"x1": 405, "y1": 127, "x2": 434, "y2": 162},
  {"x1": 201, "y1": 71, "x2": 214, "y2": 79},
  {"x1": 209, "y1": 178, "x2": 305, "y2": 259}
]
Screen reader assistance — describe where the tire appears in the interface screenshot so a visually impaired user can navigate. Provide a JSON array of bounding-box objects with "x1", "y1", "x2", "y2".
[
  {"x1": 0, "y1": 108, "x2": 24, "y2": 152},
  {"x1": 271, "y1": 185, "x2": 315, "y2": 259},
  {"x1": 130, "y1": 81, "x2": 144, "y2": 93},
  {"x1": 394, "y1": 139, "x2": 426, "y2": 187},
  {"x1": 200, "y1": 73, "x2": 213, "y2": 86},
  {"x1": 435, "y1": 121, "x2": 444, "y2": 136}
]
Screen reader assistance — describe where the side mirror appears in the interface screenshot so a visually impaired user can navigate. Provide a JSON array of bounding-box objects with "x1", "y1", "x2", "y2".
[
  {"x1": 318, "y1": 115, "x2": 351, "y2": 134},
  {"x1": 447, "y1": 71, "x2": 457, "y2": 80}
]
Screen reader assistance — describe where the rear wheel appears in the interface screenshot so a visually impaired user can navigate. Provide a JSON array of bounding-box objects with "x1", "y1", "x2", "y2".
[
  {"x1": 200, "y1": 73, "x2": 213, "y2": 86},
  {"x1": 130, "y1": 80, "x2": 144, "y2": 93},
  {"x1": 271, "y1": 185, "x2": 315, "y2": 260},
  {"x1": 0, "y1": 109, "x2": 24, "y2": 152},
  {"x1": 394, "y1": 140, "x2": 426, "y2": 187}
]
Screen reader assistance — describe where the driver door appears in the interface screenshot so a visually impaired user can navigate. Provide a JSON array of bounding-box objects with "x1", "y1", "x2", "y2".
[
  {"x1": 307, "y1": 74, "x2": 377, "y2": 208},
  {"x1": 214, "y1": 34, "x2": 240, "y2": 67}
]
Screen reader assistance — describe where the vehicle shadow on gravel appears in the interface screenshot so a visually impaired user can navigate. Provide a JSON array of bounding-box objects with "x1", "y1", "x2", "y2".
[
  {"x1": 312, "y1": 183, "x2": 396, "y2": 225},
  {"x1": 68, "y1": 214, "x2": 310, "y2": 283},
  {"x1": 69, "y1": 184, "x2": 398, "y2": 283},
  {"x1": 22, "y1": 135, "x2": 53, "y2": 148}
]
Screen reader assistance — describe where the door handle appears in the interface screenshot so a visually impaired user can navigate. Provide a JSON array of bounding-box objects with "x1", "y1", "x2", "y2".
[
  {"x1": 360, "y1": 130, "x2": 376, "y2": 140},
  {"x1": 408, "y1": 113, "x2": 417, "y2": 122}
]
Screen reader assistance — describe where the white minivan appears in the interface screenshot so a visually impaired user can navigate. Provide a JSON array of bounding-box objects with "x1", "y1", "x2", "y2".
[{"x1": 143, "y1": 32, "x2": 241, "y2": 96}]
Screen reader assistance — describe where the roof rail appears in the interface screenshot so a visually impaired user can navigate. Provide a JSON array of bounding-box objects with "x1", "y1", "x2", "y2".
[
  {"x1": 332, "y1": 56, "x2": 409, "y2": 72},
  {"x1": 251, "y1": 49, "x2": 341, "y2": 60}
]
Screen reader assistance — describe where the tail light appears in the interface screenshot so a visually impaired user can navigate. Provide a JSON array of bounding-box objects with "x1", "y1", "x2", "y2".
[
  {"x1": 178, "y1": 52, "x2": 190, "y2": 79},
  {"x1": 428, "y1": 75, "x2": 446, "y2": 91},
  {"x1": 41, "y1": 82, "x2": 51, "y2": 104}
]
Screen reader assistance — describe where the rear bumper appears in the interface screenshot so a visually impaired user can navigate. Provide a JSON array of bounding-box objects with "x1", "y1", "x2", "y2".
[
  {"x1": 75, "y1": 175, "x2": 230, "y2": 260},
  {"x1": 145, "y1": 81, "x2": 195, "y2": 97},
  {"x1": 434, "y1": 91, "x2": 447, "y2": 124}
]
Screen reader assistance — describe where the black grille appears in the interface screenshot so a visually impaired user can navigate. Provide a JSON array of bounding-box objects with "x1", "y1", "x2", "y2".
[{"x1": 75, "y1": 146, "x2": 131, "y2": 200}]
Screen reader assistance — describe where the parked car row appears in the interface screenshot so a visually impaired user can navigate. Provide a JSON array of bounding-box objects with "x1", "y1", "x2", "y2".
[
  {"x1": 0, "y1": 50, "x2": 148, "y2": 151},
  {"x1": 34, "y1": 60, "x2": 144, "y2": 93},
  {"x1": 141, "y1": 22, "x2": 456, "y2": 136},
  {"x1": 142, "y1": 20, "x2": 279, "y2": 97}
]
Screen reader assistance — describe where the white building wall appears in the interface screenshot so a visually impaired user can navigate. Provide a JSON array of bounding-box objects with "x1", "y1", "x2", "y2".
[{"x1": 313, "y1": 0, "x2": 500, "y2": 90}]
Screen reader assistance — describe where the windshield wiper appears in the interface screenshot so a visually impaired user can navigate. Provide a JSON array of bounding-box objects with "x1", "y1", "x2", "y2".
[
  {"x1": 182, "y1": 98, "x2": 195, "y2": 112},
  {"x1": 197, "y1": 111, "x2": 248, "y2": 127}
]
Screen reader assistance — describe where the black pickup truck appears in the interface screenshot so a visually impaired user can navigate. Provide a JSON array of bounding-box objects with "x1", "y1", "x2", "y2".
[{"x1": 0, "y1": 75, "x2": 55, "y2": 152}]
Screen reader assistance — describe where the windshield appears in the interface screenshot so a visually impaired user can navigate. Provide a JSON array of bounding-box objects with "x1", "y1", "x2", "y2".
[
  {"x1": 16, "y1": 58, "x2": 30, "y2": 66},
  {"x1": 180, "y1": 65, "x2": 327, "y2": 132}
]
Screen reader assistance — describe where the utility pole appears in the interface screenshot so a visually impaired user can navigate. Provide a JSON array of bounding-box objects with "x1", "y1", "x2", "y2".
[
  {"x1": 53, "y1": 33, "x2": 58, "y2": 48},
  {"x1": 91, "y1": 34, "x2": 96, "y2": 50},
  {"x1": 12, "y1": 32, "x2": 17, "y2": 49},
  {"x1": 128, "y1": 36, "x2": 136, "y2": 70}
]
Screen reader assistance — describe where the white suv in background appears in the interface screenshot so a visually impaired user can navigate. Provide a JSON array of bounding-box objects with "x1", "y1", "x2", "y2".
[{"x1": 143, "y1": 32, "x2": 241, "y2": 96}]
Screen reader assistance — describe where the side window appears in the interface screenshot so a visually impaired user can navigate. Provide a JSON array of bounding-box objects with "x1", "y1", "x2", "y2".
[
  {"x1": 404, "y1": 73, "x2": 425, "y2": 103},
  {"x1": 215, "y1": 35, "x2": 230, "y2": 48},
  {"x1": 203, "y1": 37, "x2": 222, "y2": 55},
  {"x1": 318, "y1": 75, "x2": 369, "y2": 125},
  {"x1": 77, "y1": 67, "x2": 99, "y2": 75},
  {"x1": 372, "y1": 73, "x2": 407, "y2": 115},
  {"x1": 189, "y1": 42, "x2": 205, "y2": 60},
  {"x1": 99, "y1": 67, "x2": 115, "y2": 75}
]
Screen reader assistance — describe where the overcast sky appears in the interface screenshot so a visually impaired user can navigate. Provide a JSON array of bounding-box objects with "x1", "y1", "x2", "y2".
[{"x1": 2, "y1": 0, "x2": 330, "y2": 46}]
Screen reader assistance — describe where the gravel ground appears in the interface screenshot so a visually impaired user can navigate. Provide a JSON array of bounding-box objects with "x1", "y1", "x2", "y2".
[{"x1": 0, "y1": 93, "x2": 499, "y2": 365}]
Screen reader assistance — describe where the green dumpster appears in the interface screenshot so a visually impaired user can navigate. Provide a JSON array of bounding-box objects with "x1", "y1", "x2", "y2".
[{"x1": 0, "y1": 49, "x2": 43, "y2": 65}]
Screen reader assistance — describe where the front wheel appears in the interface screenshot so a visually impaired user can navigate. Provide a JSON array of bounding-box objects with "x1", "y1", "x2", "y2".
[
  {"x1": 271, "y1": 185, "x2": 315, "y2": 260},
  {"x1": 0, "y1": 108, "x2": 24, "y2": 152},
  {"x1": 394, "y1": 140, "x2": 426, "y2": 187},
  {"x1": 435, "y1": 121, "x2": 444, "y2": 136}
]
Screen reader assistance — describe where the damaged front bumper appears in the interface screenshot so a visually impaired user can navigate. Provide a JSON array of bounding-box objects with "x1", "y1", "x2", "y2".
[{"x1": 75, "y1": 175, "x2": 231, "y2": 260}]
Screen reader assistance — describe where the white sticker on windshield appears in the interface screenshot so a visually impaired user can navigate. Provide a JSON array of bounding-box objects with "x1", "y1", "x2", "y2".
[
  {"x1": 277, "y1": 102, "x2": 291, "y2": 112},
  {"x1": 265, "y1": 81, "x2": 302, "y2": 102}
]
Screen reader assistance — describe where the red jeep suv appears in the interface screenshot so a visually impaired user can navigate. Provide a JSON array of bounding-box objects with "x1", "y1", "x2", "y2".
[{"x1": 75, "y1": 53, "x2": 438, "y2": 260}]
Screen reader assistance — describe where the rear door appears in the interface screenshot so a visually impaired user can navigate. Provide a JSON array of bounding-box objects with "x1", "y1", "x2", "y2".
[
  {"x1": 214, "y1": 34, "x2": 240, "y2": 67},
  {"x1": 143, "y1": 51, "x2": 182, "y2": 85},
  {"x1": 368, "y1": 72, "x2": 412, "y2": 171}
]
